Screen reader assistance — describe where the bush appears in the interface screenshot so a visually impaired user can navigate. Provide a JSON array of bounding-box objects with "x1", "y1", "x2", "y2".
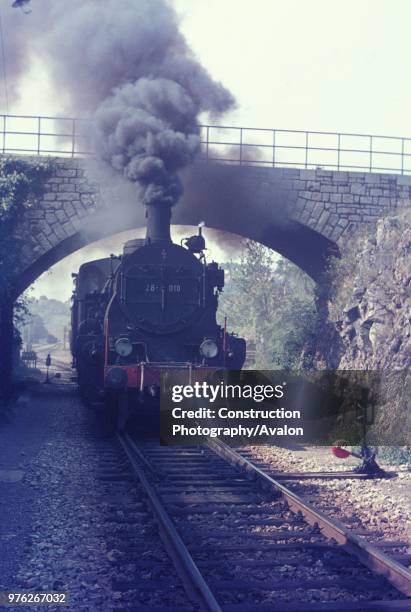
[
  {"x1": 0, "y1": 157, "x2": 53, "y2": 293},
  {"x1": 218, "y1": 241, "x2": 318, "y2": 369},
  {"x1": 378, "y1": 446, "x2": 411, "y2": 466},
  {"x1": 0, "y1": 158, "x2": 54, "y2": 389}
]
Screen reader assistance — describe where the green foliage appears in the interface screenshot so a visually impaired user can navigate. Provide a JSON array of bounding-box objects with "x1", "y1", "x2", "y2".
[
  {"x1": 378, "y1": 446, "x2": 411, "y2": 466},
  {"x1": 0, "y1": 157, "x2": 53, "y2": 296},
  {"x1": 0, "y1": 158, "x2": 53, "y2": 359},
  {"x1": 13, "y1": 326, "x2": 22, "y2": 350},
  {"x1": 218, "y1": 241, "x2": 318, "y2": 369},
  {"x1": 19, "y1": 295, "x2": 71, "y2": 344},
  {"x1": 0, "y1": 157, "x2": 52, "y2": 220}
]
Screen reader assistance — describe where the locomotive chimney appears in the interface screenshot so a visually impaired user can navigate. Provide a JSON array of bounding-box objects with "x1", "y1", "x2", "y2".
[{"x1": 145, "y1": 205, "x2": 172, "y2": 243}]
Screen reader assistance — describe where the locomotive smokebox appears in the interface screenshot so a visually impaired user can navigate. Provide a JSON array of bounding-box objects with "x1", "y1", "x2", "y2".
[{"x1": 145, "y1": 205, "x2": 172, "y2": 244}]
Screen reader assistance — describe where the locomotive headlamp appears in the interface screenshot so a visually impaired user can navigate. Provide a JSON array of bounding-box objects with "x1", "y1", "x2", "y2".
[
  {"x1": 115, "y1": 337, "x2": 133, "y2": 357},
  {"x1": 199, "y1": 338, "x2": 218, "y2": 359}
]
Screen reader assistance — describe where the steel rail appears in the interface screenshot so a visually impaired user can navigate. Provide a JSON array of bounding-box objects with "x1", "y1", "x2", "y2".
[
  {"x1": 207, "y1": 438, "x2": 411, "y2": 598},
  {"x1": 116, "y1": 432, "x2": 222, "y2": 612}
]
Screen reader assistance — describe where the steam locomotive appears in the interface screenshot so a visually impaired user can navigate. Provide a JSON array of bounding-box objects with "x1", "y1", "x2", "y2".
[{"x1": 71, "y1": 204, "x2": 246, "y2": 427}]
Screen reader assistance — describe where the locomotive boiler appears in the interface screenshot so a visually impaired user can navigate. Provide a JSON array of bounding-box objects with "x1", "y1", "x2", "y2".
[{"x1": 71, "y1": 203, "x2": 246, "y2": 427}]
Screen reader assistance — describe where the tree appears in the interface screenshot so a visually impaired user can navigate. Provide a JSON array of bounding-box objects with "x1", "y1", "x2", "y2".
[
  {"x1": 0, "y1": 157, "x2": 53, "y2": 404},
  {"x1": 218, "y1": 241, "x2": 318, "y2": 369}
]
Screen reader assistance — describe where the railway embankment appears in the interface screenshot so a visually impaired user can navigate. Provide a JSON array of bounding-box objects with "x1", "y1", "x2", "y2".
[{"x1": 330, "y1": 210, "x2": 410, "y2": 370}]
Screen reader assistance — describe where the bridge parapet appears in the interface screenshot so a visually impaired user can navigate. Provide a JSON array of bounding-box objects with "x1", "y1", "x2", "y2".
[{"x1": 2, "y1": 114, "x2": 411, "y2": 174}]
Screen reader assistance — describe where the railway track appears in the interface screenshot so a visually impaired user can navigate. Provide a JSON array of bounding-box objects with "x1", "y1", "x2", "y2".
[
  {"x1": 78, "y1": 430, "x2": 195, "y2": 610},
  {"x1": 236, "y1": 447, "x2": 408, "y2": 558},
  {"x1": 116, "y1": 434, "x2": 411, "y2": 612}
]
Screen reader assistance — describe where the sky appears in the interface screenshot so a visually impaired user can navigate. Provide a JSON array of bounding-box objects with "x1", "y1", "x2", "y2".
[
  {"x1": 5, "y1": 0, "x2": 410, "y2": 136},
  {"x1": 1, "y1": 0, "x2": 410, "y2": 299},
  {"x1": 174, "y1": 0, "x2": 411, "y2": 137}
]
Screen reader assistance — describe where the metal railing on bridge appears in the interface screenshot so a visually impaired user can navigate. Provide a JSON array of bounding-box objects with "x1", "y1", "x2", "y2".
[{"x1": 1, "y1": 113, "x2": 411, "y2": 175}]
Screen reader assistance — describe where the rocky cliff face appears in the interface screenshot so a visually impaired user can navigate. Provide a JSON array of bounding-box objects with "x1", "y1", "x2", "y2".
[
  {"x1": 334, "y1": 213, "x2": 410, "y2": 370},
  {"x1": 316, "y1": 212, "x2": 411, "y2": 448}
]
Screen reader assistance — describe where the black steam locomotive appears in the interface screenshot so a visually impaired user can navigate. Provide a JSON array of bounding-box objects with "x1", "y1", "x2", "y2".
[{"x1": 71, "y1": 204, "x2": 246, "y2": 426}]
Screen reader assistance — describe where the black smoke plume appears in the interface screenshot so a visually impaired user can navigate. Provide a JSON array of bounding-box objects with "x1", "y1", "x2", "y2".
[{"x1": 6, "y1": 0, "x2": 234, "y2": 206}]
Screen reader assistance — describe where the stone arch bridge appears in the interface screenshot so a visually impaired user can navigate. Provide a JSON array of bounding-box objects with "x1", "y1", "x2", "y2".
[
  {"x1": 10, "y1": 156, "x2": 411, "y2": 295},
  {"x1": 1, "y1": 132, "x2": 411, "y2": 401}
]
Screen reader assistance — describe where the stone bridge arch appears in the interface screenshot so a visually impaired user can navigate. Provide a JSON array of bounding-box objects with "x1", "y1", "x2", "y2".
[
  {"x1": 2, "y1": 153, "x2": 411, "y2": 401},
  {"x1": 15, "y1": 160, "x2": 341, "y2": 294},
  {"x1": 12, "y1": 154, "x2": 411, "y2": 295}
]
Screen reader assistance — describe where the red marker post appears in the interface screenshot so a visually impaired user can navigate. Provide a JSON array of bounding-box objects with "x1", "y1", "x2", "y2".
[
  {"x1": 331, "y1": 443, "x2": 385, "y2": 476},
  {"x1": 331, "y1": 445, "x2": 362, "y2": 459}
]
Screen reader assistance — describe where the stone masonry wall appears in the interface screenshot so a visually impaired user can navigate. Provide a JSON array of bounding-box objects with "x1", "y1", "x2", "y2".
[
  {"x1": 289, "y1": 167, "x2": 411, "y2": 243},
  {"x1": 16, "y1": 157, "x2": 100, "y2": 269},
  {"x1": 7, "y1": 155, "x2": 411, "y2": 283}
]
